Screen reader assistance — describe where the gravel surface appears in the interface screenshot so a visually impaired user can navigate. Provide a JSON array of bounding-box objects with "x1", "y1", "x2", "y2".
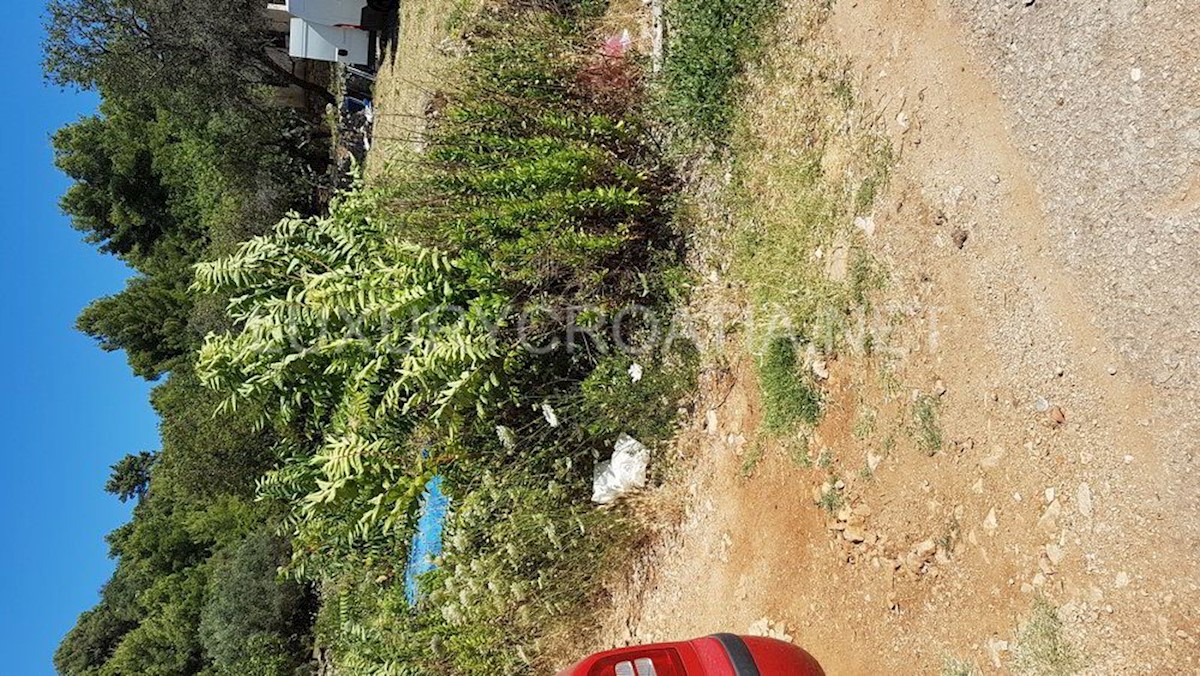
[{"x1": 950, "y1": 0, "x2": 1200, "y2": 409}]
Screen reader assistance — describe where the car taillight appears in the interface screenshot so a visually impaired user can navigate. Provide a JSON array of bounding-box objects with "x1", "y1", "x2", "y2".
[{"x1": 589, "y1": 648, "x2": 685, "y2": 676}]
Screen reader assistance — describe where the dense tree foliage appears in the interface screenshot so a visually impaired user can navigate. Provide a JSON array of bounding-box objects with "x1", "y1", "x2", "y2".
[
  {"x1": 76, "y1": 273, "x2": 194, "y2": 380},
  {"x1": 151, "y1": 365, "x2": 279, "y2": 501},
  {"x1": 49, "y1": 0, "x2": 324, "y2": 673},
  {"x1": 199, "y1": 532, "x2": 313, "y2": 675},
  {"x1": 52, "y1": 108, "x2": 182, "y2": 263}
]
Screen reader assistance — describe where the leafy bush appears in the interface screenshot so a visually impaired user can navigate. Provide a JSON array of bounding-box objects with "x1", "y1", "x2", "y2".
[
  {"x1": 194, "y1": 5, "x2": 679, "y2": 541},
  {"x1": 425, "y1": 471, "x2": 631, "y2": 672},
  {"x1": 579, "y1": 344, "x2": 698, "y2": 444}
]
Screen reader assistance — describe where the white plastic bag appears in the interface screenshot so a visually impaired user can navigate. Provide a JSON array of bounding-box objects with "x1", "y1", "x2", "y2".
[{"x1": 591, "y1": 434, "x2": 650, "y2": 504}]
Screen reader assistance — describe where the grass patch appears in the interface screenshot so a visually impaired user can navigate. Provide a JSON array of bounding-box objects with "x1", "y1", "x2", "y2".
[
  {"x1": 740, "y1": 438, "x2": 766, "y2": 478},
  {"x1": 817, "y1": 486, "x2": 843, "y2": 513},
  {"x1": 852, "y1": 405, "x2": 876, "y2": 440},
  {"x1": 368, "y1": 0, "x2": 479, "y2": 173},
  {"x1": 786, "y1": 435, "x2": 813, "y2": 468},
  {"x1": 726, "y1": 3, "x2": 891, "y2": 369},
  {"x1": 942, "y1": 656, "x2": 980, "y2": 676},
  {"x1": 816, "y1": 448, "x2": 834, "y2": 470},
  {"x1": 759, "y1": 336, "x2": 822, "y2": 432},
  {"x1": 912, "y1": 394, "x2": 943, "y2": 456},
  {"x1": 1014, "y1": 598, "x2": 1082, "y2": 675},
  {"x1": 661, "y1": 0, "x2": 781, "y2": 145}
]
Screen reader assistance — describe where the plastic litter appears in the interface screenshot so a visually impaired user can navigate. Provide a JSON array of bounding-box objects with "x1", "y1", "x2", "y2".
[
  {"x1": 591, "y1": 434, "x2": 650, "y2": 504},
  {"x1": 600, "y1": 29, "x2": 632, "y2": 58},
  {"x1": 541, "y1": 402, "x2": 559, "y2": 428},
  {"x1": 404, "y1": 475, "x2": 449, "y2": 604},
  {"x1": 628, "y1": 362, "x2": 644, "y2": 383}
]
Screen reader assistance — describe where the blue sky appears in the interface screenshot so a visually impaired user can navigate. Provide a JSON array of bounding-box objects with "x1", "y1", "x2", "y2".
[{"x1": 0, "y1": 3, "x2": 161, "y2": 674}]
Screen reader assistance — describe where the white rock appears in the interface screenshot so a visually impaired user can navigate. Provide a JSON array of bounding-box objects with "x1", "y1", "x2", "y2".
[
  {"x1": 1130, "y1": 67, "x2": 1143, "y2": 82},
  {"x1": 1076, "y1": 483, "x2": 1094, "y2": 518},
  {"x1": 983, "y1": 508, "x2": 998, "y2": 533},
  {"x1": 981, "y1": 444, "x2": 1006, "y2": 468},
  {"x1": 1045, "y1": 543, "x2": 1065, "y2": 566},
  {"x1": 1038, "y1": 499, "x2": 1063, "y2": 536},
  {"x1": 854, "y1": 215, "x2": 877, "y2": 237},
  {"x1": 747, "y1": 617, "x2": 793, "y2": 643},
  {"x1": 812, "y1": 358, "x2": 830, "y2": 381},
  {"x1": 1115, "y1": 571, "x2": 1131, "y2": 588},
  {"x1": 867, "y1": 451, "x2": 883, "y2": 472},
  {"x1": 987, "y1": 638, "x2": 1009, "y2": 669}
]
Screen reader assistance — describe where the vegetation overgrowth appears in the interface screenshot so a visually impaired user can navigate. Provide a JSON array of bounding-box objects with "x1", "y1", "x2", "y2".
[
  {"x1": 718, "y1": 3, "x2": 890, "y2": 442},
  {"x1": 55, "y1": 1, "x2": 697, "y2": 674}
]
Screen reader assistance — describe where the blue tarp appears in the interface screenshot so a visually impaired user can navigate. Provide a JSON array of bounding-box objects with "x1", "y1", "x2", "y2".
[{"x1": 404, "y1": 475, "x2": 449, "y2": 604}]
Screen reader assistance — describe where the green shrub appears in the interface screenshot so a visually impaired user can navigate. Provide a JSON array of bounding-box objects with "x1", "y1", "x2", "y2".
[
  {"x1": 426, "y1": 470, "x2": 631, "y2": 672},
  {"x1": 579, "y1": 342, "x2": 698, "y2": 444},
  {"x1": 661, "y1": 0, "x2": 781, "y2": 144},
  {"x1": 199, "y1": 532, "x2": 313, "y2": 676}
]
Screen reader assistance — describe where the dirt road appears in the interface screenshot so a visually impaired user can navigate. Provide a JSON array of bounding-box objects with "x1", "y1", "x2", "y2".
[{"x1": 592, "y1": 0, "x2": 1200, "y2": 672}]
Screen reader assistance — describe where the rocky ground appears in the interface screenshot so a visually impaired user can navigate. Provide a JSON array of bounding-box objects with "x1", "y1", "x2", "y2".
[{"x1": 588, "y1": 0, "x2": 1200, "y2": 673}]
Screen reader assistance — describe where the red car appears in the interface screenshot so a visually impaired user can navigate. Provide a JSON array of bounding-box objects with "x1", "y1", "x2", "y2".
[{"x1": 559, "y1": 634, "x2": 825, "y2": 676}]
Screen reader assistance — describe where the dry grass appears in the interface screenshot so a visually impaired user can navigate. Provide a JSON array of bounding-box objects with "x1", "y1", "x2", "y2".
[
  {"x1": 728, "y1": 3, "x2": 890, "y2": 356},
  {"x1": 1014, "y1": 598, "x2": 1083, "y2": 675},
  {"x1": 367, "y1": 0, "x2": 480, "y2": 176}
]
